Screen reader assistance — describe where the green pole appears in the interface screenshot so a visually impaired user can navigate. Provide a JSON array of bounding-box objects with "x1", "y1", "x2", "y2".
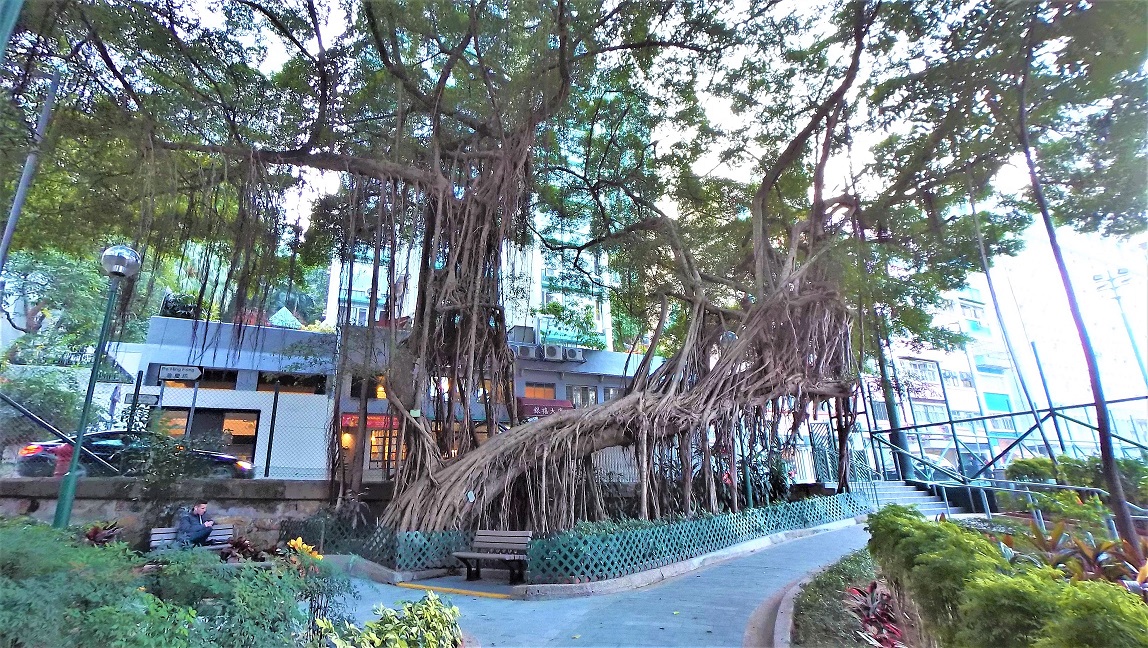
[{"x1": 53, "y1": 276, "x2": 120, "y2": 528}]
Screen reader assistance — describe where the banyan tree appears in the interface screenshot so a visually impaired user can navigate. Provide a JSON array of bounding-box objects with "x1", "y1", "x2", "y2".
[{"x1": 6, "y1": 1, "x2": 1138, "y2": 539}]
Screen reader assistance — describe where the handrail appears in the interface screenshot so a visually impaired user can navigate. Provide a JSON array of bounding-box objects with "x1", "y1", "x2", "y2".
[
  {"x1": 913, "y1": 477, "x2": 1130, "y2": 537},
  {"x1": 870, "y1": 434, "x2": 968, "y2": 484},
  {"x1": 865, "y1": 394, "x2": 1147, "y2": 436},
  {"x1": 971, "y1": 477, "x2": 1109, "y2": 497}
]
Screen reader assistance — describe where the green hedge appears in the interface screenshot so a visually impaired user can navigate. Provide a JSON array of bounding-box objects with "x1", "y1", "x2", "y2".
[{"x1": 867, "y1": 506, "x2": 1148, "y2": 648}]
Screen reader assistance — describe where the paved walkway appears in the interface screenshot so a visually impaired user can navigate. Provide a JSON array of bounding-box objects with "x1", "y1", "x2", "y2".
[{"x1": 348, "y1": 525, "x2": 870, "y2": 648}]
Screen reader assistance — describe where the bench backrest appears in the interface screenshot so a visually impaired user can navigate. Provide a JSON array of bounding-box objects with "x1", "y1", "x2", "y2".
[
  {"x1": 149, "y1": 524, "x2": 235, "y2": 549},
  {"x1": 471, "y1": 530, "x2": 532, "y2": 553}
]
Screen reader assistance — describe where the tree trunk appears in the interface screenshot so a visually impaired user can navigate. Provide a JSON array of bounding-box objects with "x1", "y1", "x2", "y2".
[
  {"x1": 679, "y1": 430, "x2": 693, "y2": 515},
  {"x1": 1017, "y1": 28, "x2": 1142, "y2": 562}
]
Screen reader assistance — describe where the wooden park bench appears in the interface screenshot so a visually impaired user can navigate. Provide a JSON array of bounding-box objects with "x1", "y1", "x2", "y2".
[
  {"x1": 149, "y1": 524, "x2": 235, "y2": 552},
  {"x1": 452, "y1": 530, "x2": 532, "y2": 585}
]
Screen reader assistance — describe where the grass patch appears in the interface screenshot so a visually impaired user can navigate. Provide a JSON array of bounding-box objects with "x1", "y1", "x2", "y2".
[{"x1": 792, "y1": 549, "x2": 876, "y2": 647}]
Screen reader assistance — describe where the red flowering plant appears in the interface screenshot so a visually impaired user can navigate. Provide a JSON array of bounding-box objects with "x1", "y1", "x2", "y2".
[
  {"x1": 844, "y1": 580, "x2": 905, "y2": 648},
  {"x1": 83, "y1": 521, "x2": 121, "y2": 546}
]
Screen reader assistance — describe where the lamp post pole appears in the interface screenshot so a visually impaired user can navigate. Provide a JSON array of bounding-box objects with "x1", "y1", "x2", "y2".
[
  {"x1": 53, "y1": 246, "x2": 141, "y2": 528},
  {"x1": 1093, "y1": 269, "x2": 1148, "y2": 392}
]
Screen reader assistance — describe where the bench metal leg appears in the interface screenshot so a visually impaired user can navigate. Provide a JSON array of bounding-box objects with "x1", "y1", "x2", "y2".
[
  {"x1": 506, "y1": 560, "x2": 525, "y2": 585},
  {"x1": 460, "y1": 557, "x2": 481, "y2": 581}
]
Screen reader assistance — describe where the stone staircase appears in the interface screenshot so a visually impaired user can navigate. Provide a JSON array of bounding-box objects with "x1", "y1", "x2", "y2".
[{"x1": 864, "y1": 480, "x2": 967, "y2": 516}]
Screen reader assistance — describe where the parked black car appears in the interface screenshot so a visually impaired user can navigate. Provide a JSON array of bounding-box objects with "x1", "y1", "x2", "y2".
[{"x1": 16, "y1": 430, "x2": 254, "y2": 478}]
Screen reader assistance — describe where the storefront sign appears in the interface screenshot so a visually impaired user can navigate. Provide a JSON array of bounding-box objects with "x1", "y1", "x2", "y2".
[
  {"x1": 517, "y1": 397, "x2": 574, "y2": 417},
  {"x1": 340, "y1": 413, "x2": 400, "y2": 429}
]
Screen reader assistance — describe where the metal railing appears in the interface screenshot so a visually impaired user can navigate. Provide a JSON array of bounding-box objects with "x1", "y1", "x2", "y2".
[{"x1": 863, "y1": 395, "x2": 1147, "y2": 484}]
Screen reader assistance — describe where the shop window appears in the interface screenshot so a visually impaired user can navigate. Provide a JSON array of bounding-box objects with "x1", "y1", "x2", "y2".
[
  {"x1": 524, "y1": 382, "x2": 556, "y2": 399},
  {"x1": 368, "y1": 427, "x2": 403, "y2": 473},
  {"x1": 350, "y1": 375, "x2": 387, "y2": 399},
  {"x1": 162, "y1": 368, "x2": 238, "y2": 390},
  {"x1": 257, "y1": 373, "x2": 327, "y2": 394},
  {"x1": 566, "y1": 385, "x2": 598, "y2": 408},
  {"x1": 157, "y1": 408, "x2": 258, "y2": 461}
]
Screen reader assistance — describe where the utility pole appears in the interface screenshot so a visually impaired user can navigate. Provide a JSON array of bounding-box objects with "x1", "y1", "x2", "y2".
[{"x1": 1093, "y1": 269, "x2": 1148, "y2": 392}]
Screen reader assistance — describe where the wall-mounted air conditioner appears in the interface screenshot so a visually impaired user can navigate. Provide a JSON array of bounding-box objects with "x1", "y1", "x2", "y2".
[
  {"x1": 564, "y1": 348, "x2": 585, "y2": 362},
  {"x1": 543, "y1": 344, "x2": 563, "y2": 361},
  {"x1": 516, "y1": 345, "x2": 540, "y2": 361}
]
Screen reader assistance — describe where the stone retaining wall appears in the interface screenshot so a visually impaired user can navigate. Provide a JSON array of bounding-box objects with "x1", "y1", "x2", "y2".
[{"x1": 0, "y1": 477, "x2": 391, "y2": 548}]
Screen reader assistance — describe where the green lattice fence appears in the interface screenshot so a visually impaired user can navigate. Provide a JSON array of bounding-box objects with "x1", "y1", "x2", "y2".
[
  {"x1": 278, "y1": 516, "x2": 377, "y2": 556},
  {"x1": 280, "y1": 518, "x2": 472, "y2": 572},
  {"x1": 526, "y1": 493, "x2": 871, "y2": 584},
  {"x1": 280, "y1": 493, "x2": 870, "y2": 577}
]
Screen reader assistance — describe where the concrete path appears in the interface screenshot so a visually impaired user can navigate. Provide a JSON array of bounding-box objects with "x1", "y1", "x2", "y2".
[{"x1": 348, "y1": 525, "x2": 870, "y2": 648}]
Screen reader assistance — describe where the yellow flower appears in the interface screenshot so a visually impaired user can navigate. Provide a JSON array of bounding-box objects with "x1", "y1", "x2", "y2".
[{"x1": 288, "y1": 536, "x2": 323, "y2": 560}]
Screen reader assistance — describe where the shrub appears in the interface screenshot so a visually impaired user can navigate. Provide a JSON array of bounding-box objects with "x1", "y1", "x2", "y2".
[
  {"x1": 1006, "y1": 457, "x2": 1056, "y2": 482},
  {"x1": 956, "y1": 567, "x2": 1063, "y2": 648},
  {"x1": 1033, "y1": 580, "x2": 1148, "y2": 648},
  {"x1": 791, "y1": 549, "x2": 876, "y2": 647},
  {"x1": 868, "y1": 507, "x2": 1148, "y2": 648},
  {"x1": 1053, "y1": 455, "x2": 1148, "y2": 508},
  {"x1": 0, "y1": 517, "x2": 354, "y2": 647},
  {"x1": 319, "y1": 592, "x2": 462, "y2": 648}
]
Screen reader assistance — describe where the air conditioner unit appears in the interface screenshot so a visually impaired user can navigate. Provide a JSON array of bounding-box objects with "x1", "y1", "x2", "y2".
[
  {"x1": 564, "y1": 348, "x2": 585, "y2": 362},
  {"x1": 543, "y1": 344, "x2": 563, "y2": 361},
  {"x1": 516, "y1": 345, "x2": 540, "y2": 361}
]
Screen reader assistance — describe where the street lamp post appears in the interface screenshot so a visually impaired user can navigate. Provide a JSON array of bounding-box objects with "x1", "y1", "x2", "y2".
[
  {"x1": 52, "y1": 245, "x2": 141, "y2": 528},
  {"x1": 1093, "y1": 269, "x2": 1148, "y2": 391}
]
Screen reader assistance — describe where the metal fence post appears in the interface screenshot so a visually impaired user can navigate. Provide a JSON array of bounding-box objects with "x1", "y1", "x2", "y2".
[
  {"x1": 263, "y1": 379, "x2": 281, "y2": 478},
  {"x1": 1105, "y1": 515, "x2": 1119, "y2": 541},
  {"x1": 1025, "y1": 488, "x2": 1046, "y2": 535},
  {"x1": 126, "y1": 371, "x2": 143, "y2": 433},
  {"x1": 979, "y1": 489, "x2": 992, "y2": 520}
]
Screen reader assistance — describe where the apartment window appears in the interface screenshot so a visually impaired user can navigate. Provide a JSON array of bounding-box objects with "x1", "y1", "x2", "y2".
[
  {"x1": 257, "y1": 373, "x2": 327, "y2": 394},
  {"x1": 349, "y1": 306, "x2": 369, "y2": 327},
  {"x1": 602, "y1": 386, "x2": 624, "y2": 402},
  {"x1": 162, "y1": 368, "x2": 238, "y2": 390},
  {"x1": 566, "y1": 385, "x2": 598, "y2": 408},
  {"x1": 870, "y1": 401, "x2": 890, "y2": 421},
  {"x1": 524, "y1": 383, "x2": 556, "y2": 399},
  {"x1": 989, "y1": 416, "x2": 1017, "y2": 432},
  {"x1": 905, "y1": 361, "x2": 939, "y2": 383},
  {"x1": 912, "y1": 404, "x2": 948, "y2": 424},
  {"x1": 157, "y1": 408, "x2": 258, "y2": 461},
  {"x1": 967, "y1": 319, "x2": 991, "y2": 335},
  {"x1": 984, "y1": 392, "x2": 1012, "y2": 412},
  {"x1": 941, "y1": 370, "x2": 975, "y2": 389},
  {"x1": 960, "y1": 303, "x2": 985, "y2": 320},
  {"x1": 350, "y1": 376, "x2": 387, "y2": 399},
  {"x1": 951, "y1": 410, "x2": 980, "y2": 432}
]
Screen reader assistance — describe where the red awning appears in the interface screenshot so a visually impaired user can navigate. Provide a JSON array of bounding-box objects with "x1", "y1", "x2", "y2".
[
  {"x1": 340, "y1": 413, "x2": 401, "y2": 429},
  {"x1": 516, "y1": 397, "x2": 574, "y2": 417}
]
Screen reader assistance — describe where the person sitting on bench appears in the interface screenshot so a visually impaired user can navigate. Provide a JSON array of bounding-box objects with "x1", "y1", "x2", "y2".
[{"x1": 175, "y1": 500, "x2": 217, "y2": 547}]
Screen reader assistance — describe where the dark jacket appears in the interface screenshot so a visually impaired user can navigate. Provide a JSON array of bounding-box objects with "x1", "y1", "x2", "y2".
[{"x1": 175, "y1": 508, "x2": 213, "y2": 544}]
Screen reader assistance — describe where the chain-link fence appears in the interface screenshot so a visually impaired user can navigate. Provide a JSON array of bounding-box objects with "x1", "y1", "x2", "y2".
[{"x1": 0, "y1": 366, "x2": 339, "y2": 481}]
